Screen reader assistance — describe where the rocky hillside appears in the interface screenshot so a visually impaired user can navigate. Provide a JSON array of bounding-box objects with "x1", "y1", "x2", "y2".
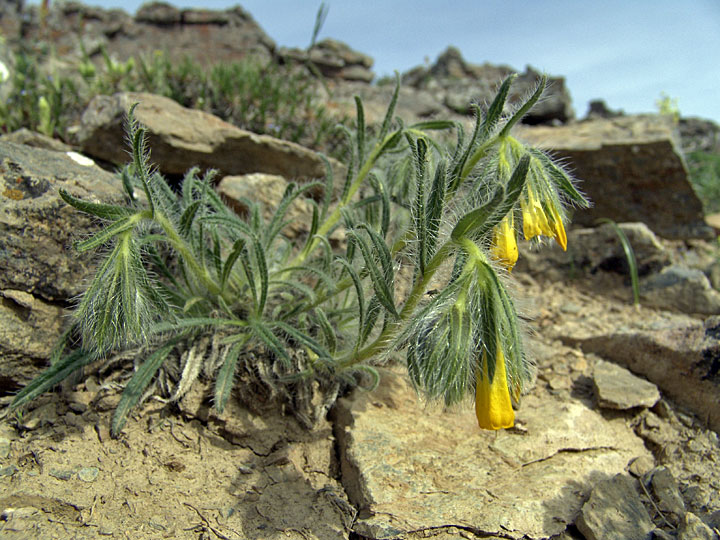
[{"x1": 0, "y1": 2, "x2": 719, "y2": 539}]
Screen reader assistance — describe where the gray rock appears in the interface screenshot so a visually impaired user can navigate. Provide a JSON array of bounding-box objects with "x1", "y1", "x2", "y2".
[
  {"x1": 593, "y1": 359, "x2": 660, "y2": 410},
  {"x1": 20, "y1": 2, "x2": 275, "y2": 70},
  {"x1": 280, "y1": 38, "x2": 375, "y2": 82},
  {"x1": 333, "y1": 368, "x2": 651, "y2": 539},
  {"x1": 78, "y1": 467, "x2": 99, "y2": 482},
  {"x1": 0, "y1": 129, "x2": 73, "y2": 152},
  {"x1": 575, "y1": 474, "x2": 654, "y2": 540},
  {"x1": 515, "y1": 221, "x2": 672, "y2": 280},
  {"x1": 555, "y1": 309, "x2": 720, "y2": 432},
  {"x1": 76, "y1": 92, "x2": 339, "y2": 182},
  {"x1": 641, "y1": 265, "x2": 720, "y2": 315},
  {"x1": 0, "y1": 465, "x2": 18, "y2": 477},
  {"x1": 0, "y1": 141, "x2": 126, "y2": 301},
  {"x1": 518, "y1": 115, "x2": 713, "y2": 239},
  {"x1": 677, "y1": 512, "x2": 718, "y2": 540},
  {"x1": 647, "y1": 466, "x2": 685, "y2": 521},
  {"x1": 403, "y1": 47, "x2": 573, "y2": 124}
]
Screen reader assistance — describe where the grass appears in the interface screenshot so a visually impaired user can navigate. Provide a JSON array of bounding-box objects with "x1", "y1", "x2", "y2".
[{"x1": 686, "y1": 150, "x2": 720, "y2": 214}]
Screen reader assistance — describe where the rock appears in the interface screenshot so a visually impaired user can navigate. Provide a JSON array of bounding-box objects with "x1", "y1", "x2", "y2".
[
  {"x1": 19, "y1": 2, "x2": 275, "y2": 69},
  {"x1": 593, "y1": 359, "x2": 660, "y2": 410},
  {"x1": 641, "y1": 265, "x2": 720, "y2": 315},
  {"x1": 280, "y1": 38, "x2": 375, "y2": 82},
  {"x1": 628, "y1": 456, "x2": 655, "y2": 478},
  {"x1": 518, "y1": 115, "x2": 713, "y2": 239},
  {"x1": 646, "y1": 466, "x2": 685, "y2": 522},
  {"x1": 515, "y1": 221, "x2": 672, "y2": 280},
  {"x1": 585, "y1": 99, "x2": 624, "y2": 120},
  {"x1": 0, "y1": 289, "x2": 65, "y2": 393},
  {"x1": 403, "y1": 47, "x2": 573, "y2": 125},
  {"x1": 0, "y1": 129, "x2": 73, "y2": 152},
  {"x1": 575, "y1": 474, "x2": 655, "y2": 540},
  {"x1": 678, "y1": 117, "x2": 720, "y2": 154},
  {"x1": 77, "y1": 467, "x2": 99, "y2": 482},
  {"x1": 677, "y1": 512, "x2": 718, "y2": 540},
  {"x1": 76, "y1": 92, "x2": 339, "y2": 182},
  {"x1": 0, "y1": 141, "x2": 125, "y2": 300},
  {"x1": 333, "y1": 368, "x2": 650, "y2": 539},
  {"x1": 554, "y1": 305, "x2": 720, "y2": 432}
]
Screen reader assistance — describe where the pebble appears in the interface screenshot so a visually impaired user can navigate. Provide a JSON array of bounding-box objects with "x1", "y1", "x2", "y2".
[
  {"x1": 628, "y1": 456, "x2": 655, "y2": 477},
  {"x1": 0, "y1": 465, "x2": 18, "y2": 477},
  {"x1": 0, "y1": 437, "x2": 10, "y2": 459},
  {"x1": 49, "y1": 468, "x2": 74, "y2": 481},
  {"x1": 648, "y1": 466, "x2": 685, "y2": 520},
  {"x1": 592, "y1": 359, "x2": 660, "y2": 410},
  {"x1": 78, "y1": 467, "x2": 99, "y2": 482}
]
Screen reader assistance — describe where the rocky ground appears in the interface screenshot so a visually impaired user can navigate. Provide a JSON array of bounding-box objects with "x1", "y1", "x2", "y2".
[{"x1": 1, "y1": 2, "x2": 720, "y2": 539}]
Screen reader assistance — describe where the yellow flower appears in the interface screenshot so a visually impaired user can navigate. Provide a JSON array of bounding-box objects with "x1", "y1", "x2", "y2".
[
  {"x1": 491, "y1": 214, "x2": 518, "y2": 271},
  {"x1": 475, "y1": 346, "x2": 515, "y2": 430},
  {"x1": 521, "y1": 187, "x2": 567, "y2": 251}
]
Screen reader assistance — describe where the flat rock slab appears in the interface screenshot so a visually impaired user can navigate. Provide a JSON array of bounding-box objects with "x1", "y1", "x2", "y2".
[
  {"x1": 518, "y1": 115, "x2": 712, "y2": 239},
  {"x1": 552, "y1": 296, "x2": 720, "y2": 432},
  {"x1": 334, "y1": 369, "x2": 650, "y2": 539},
  {"x1": 593, "y1": 359, "x2": 660, "y2": 410},
  {"x1": 77, "y1": 92, "x2": 340, "y2": 182},
  {"x1": 575, "y1": 474, "x2": 655, "y2": 540}
]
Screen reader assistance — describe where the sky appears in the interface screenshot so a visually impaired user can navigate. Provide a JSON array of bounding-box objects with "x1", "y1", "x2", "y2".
[{"x1": 27, "y1": 0, "x2": 720, "y2": 123}]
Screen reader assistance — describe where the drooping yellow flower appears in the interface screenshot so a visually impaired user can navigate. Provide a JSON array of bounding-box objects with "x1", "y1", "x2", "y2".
[
  {"x1": 475, "y1": 346, "x2": 515, "y2": 430},
  {"x1": 490, "y1": 214, "x2": 518, "y2": 271},
  {"x1": 521, "y1": 187, "x2": 567, "y2": 251}
]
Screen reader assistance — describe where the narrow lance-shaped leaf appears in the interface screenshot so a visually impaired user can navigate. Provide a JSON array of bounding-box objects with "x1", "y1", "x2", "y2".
[
  {"x1": 408, "y1": 135, "x2": 429, "y2": 273},
  {"x1": 499, "y1": 74, "x2": 547, "y2": 138},
  {"x1": 354, "y1": 95, "x2": 366, "y2": 164},
  {"x1": 9, "y1": 349, "x2": 96, "y2": 413},
  {"x1": 74, "y1": 213, "x2": 143, "y2": 252},
  {"x1": 379, "y1": 72, "x2": 401, "y2": 141},
  {"x1": 480, "y1": 74, "x2": 517, "y2": 140},
  {"x1": 425, "y1": 158, "x2": 447, "y2": 262},
  {"x1": 336, "y1": 257, "x2": 366, "y2": 345},
  {"x1": 59, "y1": 189, "x2": 135, "y2": 220},
  {"x1": 221, "y1": 238, "x2": 247, "y2": 292},
  {"x1": 112, "y1": 339, "x2": 179, "y2": 436},
  {"x1": 313, "y1": 307, "x2": 337, "y2": 355},
  {"x1": 348, "y1": 230, "x2": 398, "y2": 319},
  {"x1": 214, "y1": 338, "x2": 248, "y2": 413},
  {"x1": 250, "y1": 319, "x2": 292, "y2": 367}
]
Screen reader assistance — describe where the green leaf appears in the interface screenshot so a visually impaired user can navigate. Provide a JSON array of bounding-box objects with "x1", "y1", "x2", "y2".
[
  {"x1": 314, "y1": 307, "x2": 337, "y2": 354},
  {"x1": 250, "y1": 319, "x2": 291, "y2": 367},
  {"x1": 350, "y1": 226, "x2": 398, "y2": 319},
  {"x1": 529, "y1": 148, "x2": 590, "y2": 207},
  {"x1": 8, "y1": 349, "x2": 96, "y2": 412},
  {"x1": 367, "y1": 173, "x2": 391, "y2": 238},
  {"x1": 214, "y1": 339, "x2": 247, "y2": 413},
  {"x1": 59, "y1": 189, "x2": 134, "y2": 220},
  {"x1": 597, "y1": 219, "x2": 640, "y2": 306},
  {"x1": 74, "y1": 213, "x2": 142, "y2": 252},
  {"x1": 359, "y1": 297, "x2": 381, "y2": 347},
  {"x1": 179, "y1": 200, "x2": 202, "y2": 237},
  {"x1": 221, "y1": 238, "x2": 247, "y2": 292},
  {"x1": 499, "y1": 74, "x2": 547, "y2": 138},
  {"x1": 408, "y1": 135, "x2": 428, "y2": 273},
  {"x1": 408, "y1": 120, "x2": 456, "y2": 132},
  {"x1": 425, "y1": 158, "x2": 447, "y2": 262},
  {"x1": 251, "y1": 235, "x2": 268, "y2": 316},
  {"x1": 355, "y1": 96, "x2": 366, "y2": 164},
  {"x1": 379, "y1": 72, "x2": 401, "y2": 141},
  {"x1": 112, "y1": 340, "x2": 178, "y2": 436},
  {"x1": 275, "y1": 321, "x2": 332, "y2": 360},
  {"x1": 451, "y1": 187, "x2": 505, "y2": 241},
  {"x1": 265, "y1": 181, "x2": 322, "y2": 247},
  {"x1": 481, "y1": 74, "x2": 516, "y2": 140}
]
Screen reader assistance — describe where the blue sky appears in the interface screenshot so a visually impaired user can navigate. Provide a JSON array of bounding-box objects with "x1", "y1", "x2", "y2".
[{"x1": 28, "y1": 1, "x2": 720, "y2": 123}]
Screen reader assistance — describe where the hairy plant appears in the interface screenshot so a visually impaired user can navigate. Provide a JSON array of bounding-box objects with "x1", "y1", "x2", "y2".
[{"x1": 8, "y1": 75, "x2": 589, "y2": 436}]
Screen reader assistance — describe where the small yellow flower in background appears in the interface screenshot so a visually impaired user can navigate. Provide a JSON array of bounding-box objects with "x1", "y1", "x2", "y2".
[
  {"x1": 475, "y1": 346, "x2": 515, "y2": 430},
  {"x1": 520, "y1": 186, "x2": 567, "y2": 251},
  {"x1": 490, "y1": 214, "x2": 518, "y2": 271}
]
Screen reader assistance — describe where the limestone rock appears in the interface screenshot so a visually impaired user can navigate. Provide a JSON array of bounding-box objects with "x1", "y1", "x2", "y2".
[
  {"x1": 280, "y1": 38, "x2": 375, "y2": 82},
  {"x1": 592, "y1": 359, "x2": 660, "y2": 410},
  {"x1": 646, "y1": 466, "x2": 685, "y2": 521},
  {"x1": 677, "y1": 512, "x2": 719, "y2": 540},
  {"x1": 403, "y1": 47, "x2": 573, "y2": 124},
  {"x1": 76, "y1": 92, "x2": 338, "y2": 182},
  {"x1": 641, "y1": 265, "x2": 720, "y2": 315},
  {"x1": 0, "y1": 141, "x2": 125, "y2": 301},
  {"x1": 575, "y1": 474, "x2": 654, "y2": 540},
  {"x1": 19, "y1": 2, "x2": 275, "y2": 69},
  {"x1": 518, "y1": 115, "x2": 713, "y2": 239},
  {"x1": 555, "y1": 306, "x2": 720, "y2": 432},
  {"x1": 0, "y1": 290, "x2": 65, "y2": 393},
  {"x1": 333, "y1": 368, "x2": 650, "y2": 539},
  {"x1": 0, "y1": 129, "x2": 73, "y2": 152},
  {"x1": 515, "y1": 221, "x2": 671, "y2": 280}
]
